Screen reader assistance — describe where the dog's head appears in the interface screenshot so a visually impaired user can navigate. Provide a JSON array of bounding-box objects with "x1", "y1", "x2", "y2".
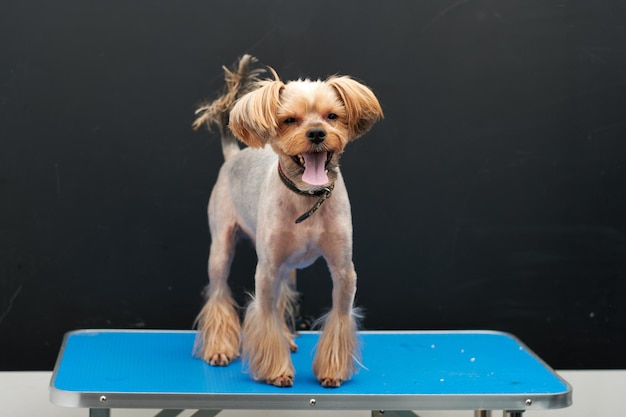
[{"x1": 229, "y1": 70, "x2": 383, "y2": 189}]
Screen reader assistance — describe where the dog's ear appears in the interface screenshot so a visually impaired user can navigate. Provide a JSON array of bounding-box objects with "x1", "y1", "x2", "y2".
[
  {"x1": 229, "y1": 76, "x2": 284, "y2": 148},
  {"x1": 327, "y1": 76, "x2": 384, "y2": 140}
]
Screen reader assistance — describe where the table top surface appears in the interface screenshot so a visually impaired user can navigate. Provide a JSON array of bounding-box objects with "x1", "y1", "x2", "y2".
[{"x1": 49, "y1": 330, "x2": 572, "y2": 411}]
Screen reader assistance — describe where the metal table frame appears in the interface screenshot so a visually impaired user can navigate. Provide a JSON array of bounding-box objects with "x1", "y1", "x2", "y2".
[{"x1": 49, "y1": 330, "x2": 572, "y2": 417}]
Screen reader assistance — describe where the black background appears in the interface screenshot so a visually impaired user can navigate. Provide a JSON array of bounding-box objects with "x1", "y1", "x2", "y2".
[{"x1": 1, "y1": 0, "x2": 625, "y2": 371}]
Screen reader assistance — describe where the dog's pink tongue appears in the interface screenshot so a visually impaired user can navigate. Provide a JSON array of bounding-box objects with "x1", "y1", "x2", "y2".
[{"x1": 302, "y1": 152, "x2": 329, "y2": 185}]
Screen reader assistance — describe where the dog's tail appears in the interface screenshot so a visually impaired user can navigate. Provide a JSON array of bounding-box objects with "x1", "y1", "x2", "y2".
[{"x1": 193, "y1": 54, "x2": 265, "y2": 160}]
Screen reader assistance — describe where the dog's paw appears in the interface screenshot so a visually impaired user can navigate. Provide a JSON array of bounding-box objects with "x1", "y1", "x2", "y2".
[
  {"x1": 266, "y1": 374, "x2": 294, "y2": 387},
  {"x1": 207, "y1": 352, "x2": 235, "y2": 366},
  {"x1": 319, "y1": 377, "x2": 343, "y2": 388},
  {"x1": 288, "y1": 338, "x2": 298, "y2": 353}
]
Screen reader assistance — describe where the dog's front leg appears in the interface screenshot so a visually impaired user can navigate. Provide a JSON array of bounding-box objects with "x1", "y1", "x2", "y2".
[
  {"x1": 242, "y1": 263, "x2": 295, "y2": 387},
  {"x1": 312, "y1": 258, "x2": 360, "y2": 388},
  {"x1": 194, "y1": 221, "x2": 241, "y2": 367}
]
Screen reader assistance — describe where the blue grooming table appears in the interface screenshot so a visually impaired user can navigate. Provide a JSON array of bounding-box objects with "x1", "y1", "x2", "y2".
[{"x1": 49, "y1": 330, "x2": 571, "y2": 417}]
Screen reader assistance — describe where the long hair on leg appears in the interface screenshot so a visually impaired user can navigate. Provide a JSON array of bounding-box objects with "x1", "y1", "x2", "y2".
[
  {"x1": 193, "y1": 285, "x2": 241, "y2": 366},
  {"x1": 192, "y1": 54, "x2": 264, "y2": 366},
  {"x1": 312, "y1": 307, "x2": 363, "y2": 387},
  {"x1": 242, "y1": 294, "x2": 295, "y2": 387},
  {"x1": 278, "y1": 270, "x2": 299, "y2": 352}
]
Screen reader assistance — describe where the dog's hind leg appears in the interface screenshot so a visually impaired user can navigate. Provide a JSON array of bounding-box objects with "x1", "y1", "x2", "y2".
[
  {"x1": 278, "y1": 269, "x2": 299, "y2": 352},
  {"x1": 194, "y1": 213, "x2": 241, "y2": 366}
]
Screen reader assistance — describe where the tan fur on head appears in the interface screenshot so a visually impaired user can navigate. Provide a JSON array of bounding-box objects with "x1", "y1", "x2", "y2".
[
  {"x1": 326, "y1": 76, "x2": 384, "y2": 140},
  {"x1": 229, "y1": 77, "x2": 285, "y2": 148},
  {"x1": 229, "y1": 72, "x2": 383, "y2": 149}
]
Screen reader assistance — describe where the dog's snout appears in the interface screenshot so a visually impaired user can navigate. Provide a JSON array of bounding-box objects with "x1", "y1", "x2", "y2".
[{"x1": 306, "y1": 128, "x2": 326, "y2": 144}]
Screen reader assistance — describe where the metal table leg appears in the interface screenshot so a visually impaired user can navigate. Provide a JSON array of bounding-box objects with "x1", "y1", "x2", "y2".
[
  {"x1": 89, "y1": 409, "x2": 110, "y2": 417},
  {"x1": 190, "y1": 411, "x2": 222, "y2": 417},
  {"x1": 155, "y1": 411, "x2": 184, "y2": 417},
  {"x1": 155, "y1": 411, "x2": 222, "y2": 417}
]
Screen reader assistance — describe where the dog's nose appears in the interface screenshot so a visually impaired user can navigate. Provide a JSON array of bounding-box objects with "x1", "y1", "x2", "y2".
[{"x1": 306, "y1": 128, "x2": 326, "y2": 144}]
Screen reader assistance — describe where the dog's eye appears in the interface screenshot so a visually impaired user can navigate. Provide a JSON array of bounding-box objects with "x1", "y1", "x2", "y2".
[
  {"x1": 327, "y1": 113, "x2": 338, "y2": 120},
  {"x1": 284, "y1": 117, "x2": 297, "y2": 124}
]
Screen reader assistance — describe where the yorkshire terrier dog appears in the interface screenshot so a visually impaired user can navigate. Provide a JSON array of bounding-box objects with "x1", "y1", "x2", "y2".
[{"x1": 192, "y1": 55, "x2": 383, "y2": 388}]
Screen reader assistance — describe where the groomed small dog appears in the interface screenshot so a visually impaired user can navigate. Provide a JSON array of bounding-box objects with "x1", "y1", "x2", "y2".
[{"x1": 192, "y1": 55, "x2": 383, "y2": 388}]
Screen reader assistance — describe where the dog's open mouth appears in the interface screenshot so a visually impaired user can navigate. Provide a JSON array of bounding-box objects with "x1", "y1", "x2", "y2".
[{"x1": 291, "y1": 152, "x2": 333, "y2": 186}]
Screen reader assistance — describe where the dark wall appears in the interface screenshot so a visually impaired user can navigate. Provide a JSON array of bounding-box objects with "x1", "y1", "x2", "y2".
[{"x1": 1, "y1": 0, "x2": 625, "y2": 371}]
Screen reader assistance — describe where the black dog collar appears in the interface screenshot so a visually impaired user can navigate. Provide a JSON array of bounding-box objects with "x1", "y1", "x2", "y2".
[{"x1": 278, "y1": 163, "x2": 335, "y2": 224}]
